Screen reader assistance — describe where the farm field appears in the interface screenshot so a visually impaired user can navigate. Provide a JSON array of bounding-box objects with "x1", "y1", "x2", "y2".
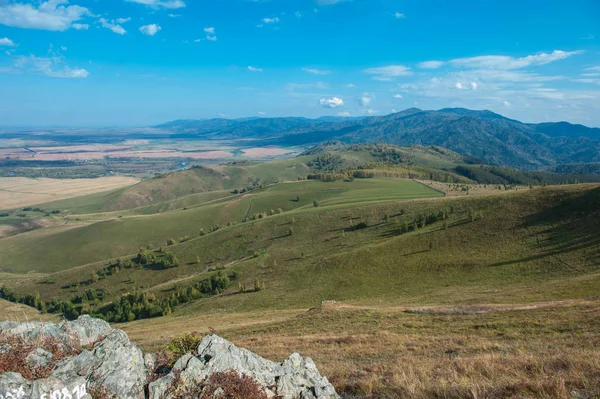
[{"x1": 0, "y1": 176, "x2": 139, "y2": 209}]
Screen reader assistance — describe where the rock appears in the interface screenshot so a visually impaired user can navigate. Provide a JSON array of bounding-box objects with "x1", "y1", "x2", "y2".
[
  {"x1": 149, "y1": 335, "x2": 340, "y2": 399},
  {"x1": 0, "y1": 343, "x2": 11, "y2": 355},
  {"x1": 52, "y1": 330, "x2": 147, "y2": 399},
  {"x1": 26, "y1": 348, "x2": 54, "y2": 370},
  {"x1": 0, "y1": 372, "x2": 32, "y2": 399},
  {"x1": 0, "y1": 315, "x2": 111, "y2": 349},
  {"x1": 1, "y1": 318, "x2": 339, "y2": 399}
]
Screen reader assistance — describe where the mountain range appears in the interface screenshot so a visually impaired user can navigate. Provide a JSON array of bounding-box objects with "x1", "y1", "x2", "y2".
[{"x1": 157, "y1": 108, "x2": 600, "y2": 170}]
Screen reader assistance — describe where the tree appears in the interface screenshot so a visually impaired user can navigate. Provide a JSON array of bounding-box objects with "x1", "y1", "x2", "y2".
[
  {"x1": 167, "y1": 239, "x2": 176, "y2": 246},
  {"x1": 91, "y1": 274, "x2": 99, "y2": 284},
  {"x1": 200, "y1": 229, "x2": 206, "y2": 236},
  {"x1": 289, "y1": 228, "x2": 295, "y2": 236},
  {"x1": 313, "y1": 200, "x2": 320, "y2": 207}
]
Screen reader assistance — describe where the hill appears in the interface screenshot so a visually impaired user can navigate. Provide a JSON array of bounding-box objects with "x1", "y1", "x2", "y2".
[{"x1": 158, "y1": 108, "x2": 600, "y2": 169}]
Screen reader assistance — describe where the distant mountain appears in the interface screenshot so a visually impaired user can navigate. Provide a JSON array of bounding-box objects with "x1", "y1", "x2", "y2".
[
  {"x1": 157, "y1": 109, "x2": 600, "y2": 169},
  {"x1": 534, "y1": 122, "x2": 600, "y2": 140}
]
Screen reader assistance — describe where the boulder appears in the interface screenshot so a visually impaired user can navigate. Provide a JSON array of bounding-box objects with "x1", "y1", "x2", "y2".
[
  {"x1": 149, "y1": 334, "x2": 340, "y2": 399},
  {"x1": 0, "y1": 315, "x2": 111, "y2": 349}
]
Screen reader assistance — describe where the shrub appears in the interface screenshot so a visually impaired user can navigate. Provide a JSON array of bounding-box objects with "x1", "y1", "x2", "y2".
[
  {"x1": 165, "y1": 333, "x2": 202, "y2": 367},
  {"x1": 352, "y1": 222, "x2": 368, "y2": 231},
  {"x1": 313, "y1": 200, "x2": 320, "y2": 207}
]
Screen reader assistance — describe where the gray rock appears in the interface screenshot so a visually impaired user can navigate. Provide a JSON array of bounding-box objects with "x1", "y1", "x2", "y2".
[
  {"x1": 25, "y1": 348, "x2": 54, "y2": 370},
  {"x1": 0, "y1": 315, "x2": 111, "y2": 349},
  {"x1": 149, "y1": 335, "x2": 340, "y2": 399},
  {"x1": 0, "y1": 372, "x2": 31, "y2": 399},
  {"x1": 52, "y1": 329, "x2": 147, "y2": 399},
  {"x1": 0, "y1": 343, "x2": 11, "y2": 355}
]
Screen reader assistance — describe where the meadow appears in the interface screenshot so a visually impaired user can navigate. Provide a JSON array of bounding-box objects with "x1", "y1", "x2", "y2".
[{"x1": 0, "y1": 144, "x2": 599, "y2": 398}]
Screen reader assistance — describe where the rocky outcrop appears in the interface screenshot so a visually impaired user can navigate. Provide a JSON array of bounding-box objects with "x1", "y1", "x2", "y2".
[{"x1": 1, "y1": 316, "x2": 340, "y2": 399}]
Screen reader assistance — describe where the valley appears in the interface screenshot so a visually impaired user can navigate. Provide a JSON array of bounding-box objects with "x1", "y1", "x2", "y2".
[{"x1": 0, "y1": 139, "x2": 599, "y2": 398}]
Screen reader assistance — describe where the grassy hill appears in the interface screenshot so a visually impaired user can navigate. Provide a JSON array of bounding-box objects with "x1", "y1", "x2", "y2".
[{"x1": 1, "y1": 145, "x2": 599, "y2": 398}]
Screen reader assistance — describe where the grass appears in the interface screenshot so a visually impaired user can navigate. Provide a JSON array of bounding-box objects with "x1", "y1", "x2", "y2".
[
  {"x1": 0, "y1": 179, "x2": 441, "y2": 273},
  {"x1": 1, "y1": 148, "x2": 600, "y2": 398}
]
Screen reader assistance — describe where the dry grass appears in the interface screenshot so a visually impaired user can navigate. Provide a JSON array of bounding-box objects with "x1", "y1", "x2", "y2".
[
  {"x1": 120, "y1": 301, "x2": 600, "y2": 399},
  {"x1": 0, "y1": 299, "x2": 60, "y2": 323},
  {"x1": 417, "y1": 180, "x2": 532, "y2": 197},
  {"x1": 0, "y1": 176, "x2": 139, "y2": 209}
]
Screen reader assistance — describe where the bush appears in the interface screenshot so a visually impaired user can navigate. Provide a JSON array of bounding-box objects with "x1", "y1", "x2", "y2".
[
  {"x1": 166, "y1": 333, "x2": 202, "y2": 367},
  {"x1": 168, "y1": 370, "x2": 269, "y2": 399},
  {"x1": 352, "y1": 222, "x2": 368, "y2": 231}
]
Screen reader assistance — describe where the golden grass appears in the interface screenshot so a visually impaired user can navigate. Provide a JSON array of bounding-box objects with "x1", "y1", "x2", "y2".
[
  {"x1": 118, "y1": 300, "x2": 600, "y2": 399},
  {"x1": 0, "y1": 176, "x2": 139, "y2": 209},
  {"x1": 0, "y1": 299, "x2": 60, "y2": 323}
]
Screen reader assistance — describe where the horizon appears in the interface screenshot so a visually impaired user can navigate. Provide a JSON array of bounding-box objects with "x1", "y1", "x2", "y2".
[{"x1": 1, "y1": 0, "x2": 599, "y2": 126}]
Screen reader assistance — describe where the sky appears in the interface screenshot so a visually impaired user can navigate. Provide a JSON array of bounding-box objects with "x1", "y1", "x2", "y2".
[{"x1": 0, "y1": 0, "x2": 599, "y2": 127}]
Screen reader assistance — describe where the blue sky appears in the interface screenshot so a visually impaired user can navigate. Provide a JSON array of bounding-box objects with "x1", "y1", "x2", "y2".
[{"x1": 0, "y1": 0, "x2": 599, "y2": 127}]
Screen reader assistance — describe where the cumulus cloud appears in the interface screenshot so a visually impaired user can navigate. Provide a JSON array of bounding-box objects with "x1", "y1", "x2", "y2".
[
  {"x1": 455, "y1": 82, "x2": 463, "y2": 90},
  {"x1": 503, "y1": 100, "x2": 511, "y2": 108},
  {"x1": 359, "y1": 92, "x2": 373, "y2": 107},
  {"x1": 471, "y1": 82, "x2": 478, "y2": 90},
  {"x1": 363, "y1": 65, "x2": 412, "y2": 80},
  {"x1": 13, "y1": 54, "x2": 89, "y2": 78},
  {"x1": 125, "y1": 0, "x2": 185, "y2": 9},
  {"x1": 319, "y1": 97, "x2": 344, "y2": 108},
  {"x1": 393, "y1": 94, "x2": 403, "y2": 99},
  {"x1": 100, "y1": 18, "x2": 128, "y2": 35},
  {"x1": 302, "y1": 67, "x2": 331, "y2": 75},
  {"x1": 139, "y1": 24, "x2": 161, "y2": 36},
  {"x1": 248, "y1": 66, "x2": 263, "y2": 72},
  {"x1": 262, "y1": 17, "x2": 279, "y2": 24},
  {"x1": 0, "y1": 37, "x2": 15, "y2": 46},
  {"x1": 418, "y1": 60, "x2": 444, "y2": 69},
  {"x1": 72, "y1": 23, "x2": 88, "y2": 30},
  {"x1": 202, "y1": 27, "x2": 217, "y2": 41},
  {"x1": 0, "y1": 0, "x2": 91, "y2": 31},
  {"x1": 450, "y1": 50, "x2": 583, "y2": 70},
  {"x1": 394, "y1": 12, "x2": 405, "y2": 19}
]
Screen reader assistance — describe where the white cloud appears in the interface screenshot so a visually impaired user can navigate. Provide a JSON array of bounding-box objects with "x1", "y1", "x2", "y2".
[
  {"x1": 262, "y1": 17, "x2": 279, "y2": 24},
  {"x1": 72, "y1": 23, "x2": 88, "y2": 30},
  {"x1": 302, "y1": 67, "x2": 331, "y2": 75},
  {"x1": 503, "y1": 100, "x2": 511, "y2": 108},
  {"x1": 391, "y1": 109, "x2": 397, "y2": 113},
  {"x1": 363, "y1": 65, "x2": 412, "y2": 79},
  {"x1": 344, "y1": 83, "x2": 355, "y2": 88},
  {"x1": 100, "y1": 18, "x2": 127, "y2": 35},
  {"x1": 319, "y1": 97, "x2": 344, "y2": 108},
  {"x1": 117, "y1": 17, "x2": 131, "y2": 24},
  {"x1": 125, "y1": 0, "x2": 185, "y2": 9},
  {"x1": 585, "y1": 66, "x2": 600, "y2": 72},
  {"x1": 0, "y1": 0, "x2": 91, "y2": 31},
  {"x1": 315, "y1": 0, "x2": 345, "y2": 4},
  {"x1": 450, "y1": 50, "x2": 583, "y2": 70},
  {"x1": 337, "y1": 112, "x2": 351, "y2": 117},
  {"x1": 366, "y1": 109, "x2": 379, "y2": 115},
  {"x1": 60, "y1": 45, "x2": 67, "y2": 51},
  {"x1": 168, "y1": 13, "x2": 181, "y2": 18},
  {"x1": 0, "y1": 37, "x2": 15, "y2": 47},
  {"x1": 393, "y1": 94, "x2": 403, "y2": 99},
  {"x1": 258, "y1": 112, "x2": 266, "y2": 116},
  {"x1": 248, "y1": 66, "x2": 263, "y2": 72},
  {"x1": 202, "y1": 27, "x2": 216, "y2": 41},
  {"x1": 455, "y1": 82, "x2": 464, "y2": 90},
  {"x1": 13, "y1": 54, "x2": 89, "y2": 78},
  {"x1": 359, "y1": 92, "x2": 373, "y2": 106},
  {"x1": 418, "y1": 61, "x2": 444, "y2": 69},
  {"x1": 394, "y1": 12, "x2": 405, "y2": 19},
  {"x1": 139, "y1": 24, "x2": 161, "y2": 36},
  {"x1": 471, "y1": 82, "x2": 478, "y2": 90},
  {"x1": 295, "y1": 11, "x2": 302, "y2": 18}
]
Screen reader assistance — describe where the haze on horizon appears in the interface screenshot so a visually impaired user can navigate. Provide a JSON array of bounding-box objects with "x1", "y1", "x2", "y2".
[{"x1": 0, "y1": 0, "x2": 599, "y2": 127}]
